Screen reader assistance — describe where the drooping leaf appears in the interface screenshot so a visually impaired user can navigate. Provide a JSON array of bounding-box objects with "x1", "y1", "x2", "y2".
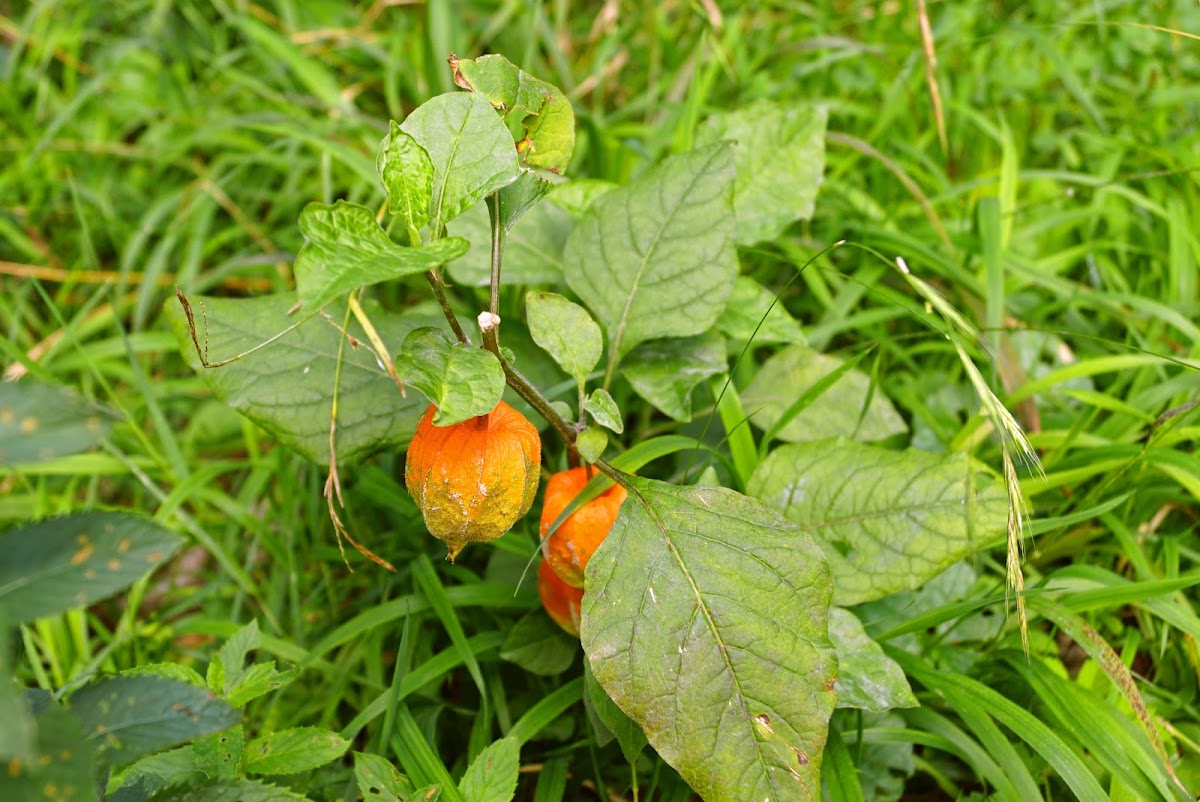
[
  {"x1": 166, "y1": 294, "x2": 433, "y2": 464},
  {"x1": 497, "y1": 170, "x2": 553, "y2": 231},
  {"x1": 583, "y1": 478, "x2": 837, "y2": 801},
  {"x1": 583, "y1": 389, "x2": 623, "y2": 434},
  {"x1": 457, "y1": 736, "x2": 519, "y2": 802},
  {"x1": 699, "y1": 100, "x2": 828, "y2": 245},
  {"x1": 450, "y1": 54, "x2": 575, "y2": 174},
  {"x1": 394, "y1": 327, "x2": 505, "y2": 426},
  {"x1": 0, "y1": 704, "x2": 96, "y2": 802},
  {"x1": 716, "y1": 276, "x2": 806, "y2": 347},
  {"x1": 0, "y1": 380, "x2": 113, "y2": 465},
  {"x1": 742, "y1": 344, "x2": 907, "y2": 443},
  {"x1": 583, "y1": 660, "x2": 646, "y2": 765},
  {"x1": 622, "y1": 332, "x2": 727, "y2": 422},
  {"x1": 827, "y1": 608, "x2": 917, "y2": 712},
  {"x1": 71, "y1": 675, "x2": 239, "y2": 767},
  {"x1": 193, "y1": 725, "x2": 244, "y2": 780},
  {"x1": 378, "y1": 121, "x2": 434, "y2": 236},
  {"x1": 400, "y1": 92, "x2": 521, "y2": 230},
  {"x1": 748, "y1": 438, "x2": 1009, "y2": 605},
  {"x1": 165, "y1": 778, "x2": 312, "y2": 801},
  {"x1": 355, "y1": 752, "x2": 416, "y2": 801},
  {"x1": 445, "y1": 197, "x2": 572, "y2": 287},
  {"x1": 242, "y1": 727, "x2": 350, "y2": 775},
  {"x1": 0, "y1": 512, "x2": 182, "y2": 625},
  {"x1": 564, "y1": 144, "x2": 737, "y2": 363},
  {"x1": 293, "y1": 201, "x2": 468, "y2": 311},
  {"x1": 500, "y1": 612, "x2": 578, "y2": 676},
  {"x1": 525, "y1": 291, "x2": 602, "y2": 390}
]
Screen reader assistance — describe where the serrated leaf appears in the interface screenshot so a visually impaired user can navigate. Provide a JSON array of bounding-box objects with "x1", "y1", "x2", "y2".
[
  {"x1": 379, "y1": 121, "x2": 434, "y2": 235},
  {"x1": 576, "y1": 428, "x2": 607, "y2": 463},
  {"x1": 110, "y1": 745, "x2": 203, "y2": 802},
  {"x1": 394, "y1": 327, "x2": 505, "y2": 426},
  {"x1": 71, "y1": 675, "x2": 239, "y2": 767},
  {"x1": 193, "y1": 725, "x2": 244, "y2": 780},
  {"x1": 457, "y1": 736, "x2": 519, "y2": 802},
  {"x1": 293, "y1": 201, "x2": 468, "y2": 310},
  {"x1": 583, "y1": 389, "x2": 623, "y2": 434},
  {"x1": 226, "y1": 663, "x2": 299, "y2": 709},
  {"x1": 166, "y1": 294, "x2": 434, "y2": 464},
  {"x1": 622, "y1": 333, "x2": 727, "y2": 422},
  {"x1": 564, "y1": 144, "x2": 736, "y2": 363},
  {"x1": 500, "y1": 611, "x2": 577, "y2": 676},
  {"x1": 699, "y1": 100, "x2": 828, "y2": 245},
  {"x1": 355, "y1": 751, "x2": 416, "y2": 801},
  {"x1": 0, "y1": 704, "x2": 95, "y2": 802},
  {"x1": 0, "y1": 381, "x2": 114, "y2": 466},
  {"x1": 827, "y1": 609, "x2": 917, "y2": 712},
  {"x1": 583, "y1": 478, "x2": 837, "y2": 801},
  {"x1": 450, "y1": 54, "x2": 575, "y2": 173},
  {"x1": 525, "y1": 291, "x2": 601, "y2": 389},
  {"x1": 445, "y1": 198, "x2": 571, "y2": 287},
  {"x1": 243, "y1": 727, "x2": 349, "y2": 776},
  {"x1": 122, "y1": 663, "x2": 207, "y2": 689},
  {"x1": 716, "y1": 276, "x2": 806, "y2": 347},
  {"x1": 583, "y1": 660, "x2": 645, "y2": 764},
  {"x1": 0, "y1": 512, "x2": 182, "y2": 625},
  {"x1": 215, "y1": 620, "x2": 260, "y2": 693},
  {"x1": 165, "y1": 778, "x2": 312, "y2": 801},
  {"x1": 748, "y1": 438, "x2": 1009, "y2": 605},
  {"x1": 400, "y1": 92, "x2": 521, "y2": 230},
  {"x1": 742, "y1": 345, "x2": 906, "y2": 443}
]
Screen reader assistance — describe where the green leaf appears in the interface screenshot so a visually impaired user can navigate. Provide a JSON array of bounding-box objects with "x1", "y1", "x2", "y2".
[
  {"x1": 379, "y1": 121, "x2": 434, "y2": 236},
  {"x1": 400, "y1": 92, "x2": 521, "y2": 230},
  {"x1": 111, "y1": 745, "x2": 203, "y2": 801},
  {"x1": 497, "y1": 170, "x2": 553, "y2": 232},
  {"x1": 716, "y1": 276, "x2": 806, "y2": 347},
  {"x1": 166, "y1": 294, "x2": 432, "y2": 464},
  {"x1": 123, "y1": 662, "x2": 207, "y2": 689},
  {"x1": 0, "y1": 381, "x2": 113, "y2": 466},
  {"x1": 293, "y1": 201, "x2": 468, "y2": 310},
  {"x1": 406, "y1": 787, "x2": 441, "y2": 802},
  {"x1": 576, "y1": 428, "x2": 607, "y2": 463},
  {"x1": 0, "y1": 704, "x2": 96, "y2": 802},
  {"x1": 193, "y1": 725, "x2": 244, "y2": 780},
  {"x1": 355, "y1": 751, "x2": 416, "y2": 801},
  {"x1": 827, "y1": 608, "x2": 917, "y2": 712},
  {"x1": 394, "y1": 327, "x2": 505, "y2": 426},
  {"x1": 226, "y1": 663, "x2": 300, "y2": 709},
  {"x1": 525, "y1": 291, "x2": 602, "y2": 389},
  {"x1": 242, "y1": 727, "x2": 350, "y2": 775},
  {"x1": 583, "y1": 389, "x2": 623, "y2": 434},
  {"x1": 457, "y1": 736, "x2": 519, "y2": 802},
  {"x1": 742, "y1": 345, "x2": 906, "y2": 443},
  {"x1": 622, "y1": 332, "x2": 727, "y2": 422},
  {"x1": 564, "y1": 144, "x2": 737, "y2": 363},
  {"x1": 748, "y1": 439, "x2": 1009, "y2": 605},
  {"x1": 548, "y1": 179, "x2": 617, "y2": 219},
  {"x1": 500, "y1": 611, "x2": 578, "y2": 676},
  {"x1": 0, "y1": 512, "x2": 182, "y2": 625},
  {"x1": 71, "y1": 675, "x2": 239, "y2": 767},
  {"x1": 445, "y1": 198, "x2": 571, "y2": 287},
  {"x1": 450, "y1": 54, "x2": 575, "y2": 173},
  {"x1": 583, "y1": 660, "x2": 646, "y2": 765},
  {"x1": 165, "y1": 778, "x2": 312, "y2": 801},
  {"x1": 583, "y1": 478, "x2": 837, "y2": 801},
  {"x1": 699, "y1": 100, "x2": 828, "y2": 245},
  {"x1": 214, "y1": 620, "x2": 260, "y2": 693},
  {"x1": 0, "y1": 631, "x2": 33, "y2": 762}
]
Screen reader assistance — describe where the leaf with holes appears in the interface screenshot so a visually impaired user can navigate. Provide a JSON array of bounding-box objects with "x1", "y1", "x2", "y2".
[
  {"x1": 583, "y1": 477, "x2": 837, "y2": 801},
  {"x1": 243, "y1": 727, "x2": 350, "y2": 775},
  {"x1": 168, "y1": 778, "x2": 311, "y2": 801},
  {"x1": 748, "y1": 438, "x2": 1009, "y2": 605},
  {"x1": 564, "y1": 144, "x2": 736, "y2": 364},
  {"x1": 0, "y1": 512, "x2": 182, "y2": 625},
  {"x1": 355, "y1": 751, "x2": 416, "y2": 801}
]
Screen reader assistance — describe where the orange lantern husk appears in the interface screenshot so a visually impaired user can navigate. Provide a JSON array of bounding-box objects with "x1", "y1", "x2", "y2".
[
  {"x1": 538, "y1": 559, "x2": 583, "y2": 637},
  {"x1": 540, "y1": 466, "x2": 627, "y2": 589}
]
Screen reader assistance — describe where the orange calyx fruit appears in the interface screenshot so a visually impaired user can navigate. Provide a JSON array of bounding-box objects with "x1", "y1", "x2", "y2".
[
  {"x1": 540, "y1": 466, "x2": 627, "y2": 589},
  {"x1": 538, "y1": 559, "x2": 583, "y2": 637},
  {"x1": 405, "y1": 401, "x2": 541, "y2": 561}
]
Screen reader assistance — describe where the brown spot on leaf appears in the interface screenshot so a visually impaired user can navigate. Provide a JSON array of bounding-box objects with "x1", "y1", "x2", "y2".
[
  {"x1": 117, "y1": 539, "x2": 131, "y2": 554},
  {"x1": 19, "y1": 416, "x2": 37, "y2": 433},
  {"x1": 0, "y1": 408, "x2": 12, "y2": 424},
  {"x1": 7, "y1": 758, "x2": 21, "y2": 776},
  {"x1": 86, "y1": 415, "x2": 103, "y2": 431},
  {"x1": 146, "y1": 551, "x2": 162, "y2": 563},
  {"x1": 69, "y1": 544, "x2": 94, "y2": 566},
  {"x1": 107, "y1": 559, "x2": 121, "y2": 571}
]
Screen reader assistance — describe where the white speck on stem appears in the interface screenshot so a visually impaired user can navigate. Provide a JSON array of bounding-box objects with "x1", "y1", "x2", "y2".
[
  {"x1": 478, "y1": 311, "x2": 501, "y2": 332},
  {"x1": 896, "y1": 256, "x2": 910, "y2": 274}
]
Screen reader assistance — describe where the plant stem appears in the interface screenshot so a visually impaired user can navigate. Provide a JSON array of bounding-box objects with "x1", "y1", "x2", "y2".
[
  {"x1": 487, "y1": 192, "x2": 506, "y2": 350},
  {"x1": 424, "y1": 269, "x2": 469, "y2": 344}
]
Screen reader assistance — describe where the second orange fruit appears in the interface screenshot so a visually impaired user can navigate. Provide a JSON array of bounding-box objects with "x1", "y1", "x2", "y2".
[{"x1": 540, "y1": 466, "x2": 627, "y2": 589}]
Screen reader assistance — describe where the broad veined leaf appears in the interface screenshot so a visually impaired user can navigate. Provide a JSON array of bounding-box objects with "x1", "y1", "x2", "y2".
[
  {"x1": 450, "y1": 54, "x2": 575, "y2": 174},
  {"x1": 293, "y1": 201, "x2": 468, "y2": 311},
  {"x1": 748, "y1": 438, "x2": 1009, "y2": 605},
  {"x1": 525, "y1": 291, "x2": 602, "y2": 390},
  {"x1": 445, "y1": 197, "x2": 572, "y2": 287},
  {"x1": 457, "y1": 736, "x2": 519, "y2": 802},
  {"x1": 742, "y1": 344, "x2": 907, "y2": 443},
  {"x1": 583, "y1": 660, "x2": 646, "y2": 765},
  {"x1": 500, "y1": 611, "x2": 577, "y2": 676},
  {"x1": 192, "y1": 725, "x2": 244, "y2": 780},
  {"x1": 622, "y1": 332, "x2": 727, "y2": 422},
  {"x1": 394, "y1": 327, "x2": 505, "y2": 426},
  {"x1": 0, "y1": 512, "x2": 182, "y2": 624},
  {"x1": 242, "y1": 727, "x2": 349, "y2": 775},
  {"x1": 716, "y1": 276, "x2": 806, "y2": 348},
  {"x1": 583, "y1": 478, "x2": 837, "y2": 802},
  {"x1": 378, "y1": 121, "x2": 434, "y2": 236},
  {"x1": 400, "y1": 92, "x2": 521, "y2": 230},
  {"x1": 0, "y1": 380, "x2": 114, "y2": 466},
  {"x1": 564, "y1": 144, "x2": 737, "y2": 364},
  {"x1": 548, "y1": 179, "x2": 617, "y2": 219},
  {"x1": 71, "y1": 675, "x2": 239, "y2": 767},
  {"x1": 699, "y1": 100, "x2": 828, "y2": 246},
  {"x1": 166, "y1": 294, "x2": 433, "y2": 464},
  {"x1": 827, "y1": 608, "x2": 917, "y2": 712}
]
